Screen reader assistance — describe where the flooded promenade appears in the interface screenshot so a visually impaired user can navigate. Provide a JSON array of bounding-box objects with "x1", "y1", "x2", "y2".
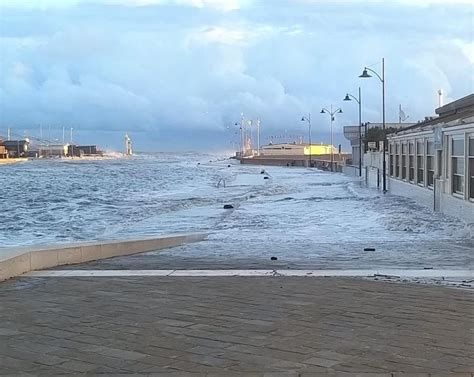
[{"x1": 1, "y1": 156, "x2": 473, "y2": 375}]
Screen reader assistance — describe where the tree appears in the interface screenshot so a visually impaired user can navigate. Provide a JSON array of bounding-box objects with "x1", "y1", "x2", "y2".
[{"x1": 365, "y1": 126, "x2": 398, "y2": 142}]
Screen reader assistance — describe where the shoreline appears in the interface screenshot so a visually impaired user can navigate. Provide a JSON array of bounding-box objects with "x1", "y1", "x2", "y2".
[{"x1": 0, "y1": 158, "x2": 28, "y2": 165}]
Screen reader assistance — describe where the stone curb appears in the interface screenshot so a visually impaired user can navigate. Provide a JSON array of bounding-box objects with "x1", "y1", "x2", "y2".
[{"x1": 0, "y1": 233, "x2": 208, "y2": 282}]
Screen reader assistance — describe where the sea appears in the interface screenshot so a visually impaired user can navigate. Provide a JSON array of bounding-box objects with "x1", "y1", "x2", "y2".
[{"x1": 0, "y1": 152, "x2": 472, "y2": 271}]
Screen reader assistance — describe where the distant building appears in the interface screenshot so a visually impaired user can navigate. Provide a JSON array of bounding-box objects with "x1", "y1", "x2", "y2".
[
  {"x1": 0, "y1": 139, "x2": 30, "y2": 158},
  {"x1": 241, "y1": 142, "x2": 350, "y2": 169},
  {"x1": 67, "y1": 145, "x2": 101, "y2": 157},
  {"x1": 343, "y1": 122, "x2": 416, "y2": 167},
  {"x1": 0, "y1": 145, "x2": 8, "y2": 159},
  {"x1": 261, "y1": 143, "x2": 338, "y2": 157},
  {"x1": 77, "y1": 145, "x2": 99, "y2": 155},
  {"x1": 386, "y1": 93, "x2": 474, "y2": 223},
  {"x1": 67, "y1": 144, "x2": 80, "y2": 157},
  {"x1": 39, "y1": 144, "x2": 69, "y2": 157}
]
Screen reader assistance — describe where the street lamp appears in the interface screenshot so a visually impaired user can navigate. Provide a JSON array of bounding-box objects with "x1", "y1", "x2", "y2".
[
  {"x1": 234, "y1": 122, "x2": 243, "y2": 157},
  {"x1": 256, "y1": 119, "x2": 261, "y2": 156},
  {"x1": 359, "y1": 58, "x2": 386, "y2": 192},
  {"x1": 301, "y1": 113, "x2": 312, "y2": 167},
  {"x1": 235, "y1": 112, "x2": 245, "y2": 157},
  {"x1": 320, "y1": 105, "x2": 343, "y2": 171},
  {"x1": 343, "y1": 87, "x2": 362, "y2": 177}
]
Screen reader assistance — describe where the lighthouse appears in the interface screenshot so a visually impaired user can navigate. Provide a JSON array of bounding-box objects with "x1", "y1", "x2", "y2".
[{"x1": 124, "y1": 134, "x2": 133, "y2": 156}]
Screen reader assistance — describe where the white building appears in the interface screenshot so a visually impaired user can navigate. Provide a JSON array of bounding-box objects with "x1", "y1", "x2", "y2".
[
  {"x1": 343, "y1": 122, "x2": 415, "y2": 167},
  {"x1": 386, "y1": 94, "x2": 474, "y2": 223},
  {"x1": 260, "y1": 143, "x2": 336, "y2": 157}
]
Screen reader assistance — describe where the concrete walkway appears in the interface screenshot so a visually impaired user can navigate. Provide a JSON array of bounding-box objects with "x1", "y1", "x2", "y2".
[{"x1": 0, "y1": 275, "x2": 473, "y2": 376}]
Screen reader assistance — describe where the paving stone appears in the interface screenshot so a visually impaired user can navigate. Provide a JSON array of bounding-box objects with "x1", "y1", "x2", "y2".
[
  {"x1": 54, "y1": 359, "x2": 98, "y2": 373},
  {"x1": 0, "y1": 276, "x2": 472, "y2": 375},
  {"x1": 303, "y1": 357, "x2": 341, "y2": 368}
]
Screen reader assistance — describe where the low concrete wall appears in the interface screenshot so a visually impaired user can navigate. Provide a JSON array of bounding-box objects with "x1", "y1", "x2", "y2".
[
  {"x1": 240, "y1": 157, "x2": 344, "y2": 171},
  {"x1": 240, "y1": 157, "x2": 307, "y2": 167},
  {"x1": 440, "y1": 192, "x2": 474, "y2": 224},
  {"x1": 0, "y1": 233, "x2": 207, "y2": 282},
  {"x1": 342, "y1": 165, "x2": 361, "y2": 177},
  {"x1": 387, "y1": 178, "x2": 434, "y2": 209}
]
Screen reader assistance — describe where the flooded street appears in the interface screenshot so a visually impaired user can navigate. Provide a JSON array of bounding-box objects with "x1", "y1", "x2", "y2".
[{"x1": 5, "y1": 154, "x2": 467, "y2": 279}]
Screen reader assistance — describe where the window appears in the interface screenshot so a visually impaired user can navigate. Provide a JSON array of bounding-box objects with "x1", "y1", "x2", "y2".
[
  {"x1": 469, "y1": 137, "x2": 474, "y2": 200},
  {"x1": 452, "y1": 138, "x2": 464, "y2": 195},
  {"x1": 395, "y1": 143, "x2": 400, "y2": 178},
  {"x1": 417, "y1": 140, "x2": 424, "y2": 185},
  {"x1": 427, "y1": 141, "x2": 435, "y2": 187},
  {"x1": 401, "y1": 143, "x2": 407, "y2": 180},
  {"x1": 408, "y1": 142, "x2": 414, "y2": 182}
]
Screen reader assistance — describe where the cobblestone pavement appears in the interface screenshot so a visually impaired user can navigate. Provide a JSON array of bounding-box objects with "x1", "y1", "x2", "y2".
[
  {"x1": 0, "y1": 276, "x2": 473, "y2": 376},
  {"x1": 58, "y1": 239, "x2": 474, "y2": 272}
]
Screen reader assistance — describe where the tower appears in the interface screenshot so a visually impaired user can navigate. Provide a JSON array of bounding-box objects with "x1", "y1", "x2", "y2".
[{"x1": 124, "y1": 134, "x2": 132, "y2": 156}]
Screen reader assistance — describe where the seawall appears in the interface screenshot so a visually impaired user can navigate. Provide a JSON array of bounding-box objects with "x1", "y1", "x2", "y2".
[{"x1": 0, "y1": 233, "x2": 207, "y2": 282}]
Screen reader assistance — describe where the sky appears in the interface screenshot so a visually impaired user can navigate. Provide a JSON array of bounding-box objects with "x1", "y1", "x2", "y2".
[{"x1": 0, "y1": 0, "x2": 473, "y2": 152}]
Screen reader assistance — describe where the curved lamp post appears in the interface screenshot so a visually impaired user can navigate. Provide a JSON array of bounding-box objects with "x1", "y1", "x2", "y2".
[
  {"x1": 234, "y1": 122, "x2": 242, "y2": 157},
  {"x1": 359, "y1": 58, "x2": 386, "y2": 192},
  {"x1": 301, "y1": 113, "x2": 312, "y2": 167},
  {"x1": 343, "y1": 87, "x2": 362, "y2": 176},
  {"x1": 320, "y1": 105, "x2": 343, "y2": 172}
]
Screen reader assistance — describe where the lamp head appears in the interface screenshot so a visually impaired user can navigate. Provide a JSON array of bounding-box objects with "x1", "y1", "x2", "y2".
[
  {"x1": 343, "y1": 94, "x2": 351, "y2": 101},
  {"x1": 301, "y1": 117, "x2": 305, "y2": 121},
  {"x1": 320, "y1": 109, "x2": 325, "y2": 114},
  {"x1": 359, "y1": 68, "x2": 372, "y2": 78},
  {"x1": 338, "y1": 109, "x2": 343, "y2": 114}
]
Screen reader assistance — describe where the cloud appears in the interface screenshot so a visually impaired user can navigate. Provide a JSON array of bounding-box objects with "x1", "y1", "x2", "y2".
[
  {"x1": 0, "y1": 0, "x2": 472, "y2": 150},
  {"x1": 0, "y1": 0, "x2": 247, "y2": 10}
]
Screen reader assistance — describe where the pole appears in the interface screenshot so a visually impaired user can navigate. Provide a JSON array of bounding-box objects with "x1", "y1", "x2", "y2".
[
  {"x1": 70, "y1": 128, "x2": 74, "y2": 157},
  {"x1": 240, "y1": 114, "x2": 244, "y2": 157},
  {"x1": 358, "y1": 87, "x2": 362, "y2": 177},
  {"x1": 365, "y1": 122, "x2": 368, "y2": 152},
  {"x1": 330, "y1": 105, "x2": 334, "y2": 172},
  {"x1": 243, "y1": 117, "x2": 247, "y2": 156},
  {"x1": 257, "y1": 120, "x2": 260, "y2": 156},
  {"x1": 308, "y1": 113, "x2": 312, "y2": 167},
  {"x1": 382, "y1": 57, "x2": 386, "y2": 193},
  {"x1": 62, "y1": 126, "x2": 65, "y2": 144},
  {"x1": 249, "y1": 120, "x2": 253, "y2": 154}
]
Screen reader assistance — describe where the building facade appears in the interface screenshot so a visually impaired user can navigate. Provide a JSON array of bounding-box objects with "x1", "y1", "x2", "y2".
[
  {"x1": 343, "y1": 122, "x2": 415, "y2": 167},
  {"x1": 261, "y1": 143, "x2": 337, "y2": 157},
  {"x1": 1, "y1": 139, "x2": 30, "y2": 158},
  {"x1": 386, "y1": 94, "x2": 474, "y2": 223},
  {"x1": 38, "y1": 144, "x2": 69, "y2": 157},
  {"x1": 0, "y1": 145, "x2": 8, "y2": 159}
]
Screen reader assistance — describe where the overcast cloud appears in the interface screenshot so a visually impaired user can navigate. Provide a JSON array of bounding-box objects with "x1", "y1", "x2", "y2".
[{"x1": 0, "y1": 0, "x2": 472, "y2": 151}]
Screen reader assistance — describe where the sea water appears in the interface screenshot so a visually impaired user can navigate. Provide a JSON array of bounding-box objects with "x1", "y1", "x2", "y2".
[{"x1": 0, "y1": 153, "x2": 472, "y2": 270}]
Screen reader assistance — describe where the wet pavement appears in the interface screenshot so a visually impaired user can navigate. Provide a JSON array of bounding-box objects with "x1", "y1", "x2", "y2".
[
  {"x1": 2, "y1": 164, "x2": 474, "y2": 375},
  {"x1": 51, "y1": 238, "x2": 474, "y2": 288},
  {"x1": 1, "y1": 276, "x2": 473, "y2": 376},
  {"x1": 57, "y1": 239, "x2": 474, "y2": 271}
]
